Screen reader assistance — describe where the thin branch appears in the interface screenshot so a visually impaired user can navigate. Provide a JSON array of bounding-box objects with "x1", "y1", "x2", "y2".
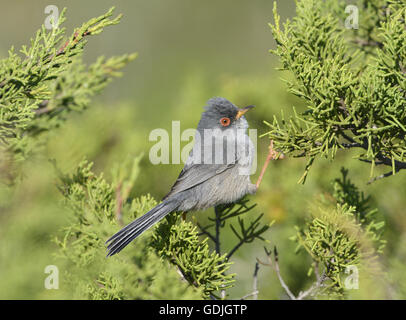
[
  {"x1": 176, "y1": 266, "x2": 187, "y2": 282},
  {"x1": 256, "y1": 139, "x2": 284, "y2": 189},
  {"x1": 240, "y1": 290, "x2": 259, "y2": 300},
  {"x1": 341, "y1": 142, "x2": 362, "y2": 149},
  {"x1": 348, "y1": 124, "x2": 406, "y2": 171},
  {"x1": 339, "y1": 129, "x2": 406, "y2": 177},
  {"x1": 257, "y1": 246, "x2": 296, "y2": 300},
  {"x1": 296, "y1": 271, "x2": 326, "y2": 300},
  {"x1": 47, "y1": 29, "x2": 91, "y2": 62},
  {"x1": 213, "y1": 206, "x2": 226, "y2": 299},
  {"x1": 227, "y1": 213, "x2": 268, "y2": 260},
  {"x1": 253, "y1": 261, "x2": 259, "y2": 300},
  {"x1": 258, "y1": 246, "x2": 327, "y2": 300},
  {"x1": 367, "y1": 169, "x2": 399, "y2": 184},
  {"x1": 339, "y1": 129, "x2": 357, "y2": 144},
  {"x1": 270, "y1": 247, "x2": 296, "y2": 300},
  {"x1": 197, "y1": 202, "x2": 266, "y2": 298},
  {"x1": 196, "y1": 222, "x2": 216, "y2": 243},
  {"x1": 374, "y1": 154, "x2": 406, "y2": 171},
  {"x1": 226, "y1": 238, "x2": 245, "y2": 260},
  {"x1": 358, "y1": 159, "x2": 385, "y2": 165},
  {"x1": 241, "y1": 261, "x2": 260, "y2": 300},
  {"x1": 335, "y1": 100, "x2": 406, "y2": 179},
  {"x1": 214, "y1": 206, "x2": 221, "y2": 255}
]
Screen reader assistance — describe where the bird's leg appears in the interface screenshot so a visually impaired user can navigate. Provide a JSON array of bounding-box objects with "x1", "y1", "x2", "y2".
[
  {"x1": 255, "y1": 140, "x2": 283, "y2": 189},
  {"x1": 182, "y1": 212, "x2": 187, "y2": 221}
]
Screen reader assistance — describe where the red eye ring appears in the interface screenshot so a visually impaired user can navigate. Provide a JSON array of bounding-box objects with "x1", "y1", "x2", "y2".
[{"x1": 220, "y1": 117, "x2": 231, "y2": 127}]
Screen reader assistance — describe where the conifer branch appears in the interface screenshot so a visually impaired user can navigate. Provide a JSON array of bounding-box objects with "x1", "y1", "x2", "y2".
[
  {"x1": 0, "y1": 7, "x2": 136, "y2": 168},
  {"x1": 266, "y1": 0, "x2": 406, "y2": 183}
]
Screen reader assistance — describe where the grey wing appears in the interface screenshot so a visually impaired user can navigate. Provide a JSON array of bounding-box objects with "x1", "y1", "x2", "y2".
[{"x1": 163, "y1": 163, "x2": 235, "y2": 199}]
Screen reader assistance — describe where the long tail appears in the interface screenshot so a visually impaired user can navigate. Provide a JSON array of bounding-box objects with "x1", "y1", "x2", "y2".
[{"x1": 106, "y1": 200, "x2": 178, "y2": 257}]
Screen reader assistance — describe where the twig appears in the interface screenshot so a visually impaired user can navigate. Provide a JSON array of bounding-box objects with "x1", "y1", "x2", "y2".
[
  {"x1": 270, "y1": 247, "x2": 296, "y2": 300},
  {"x1": 256, "y1": 140, "x2": 283, "y2": 189},
  {"x1": 335, "y1": 100, "x2": 406, "y2": 180},
  {"x1": 214, "y1": 206, "x2": 221, "y2": 255},
  {"x1": 176, "y1": 266, "x2": 187, "y2": 282},
  {"x1": 196, "y1": 222, "x2": 216, "y2": 243},
  {"x1": 227, "y1": 213, "x2": 268, "y2": 260},
  {"x1": 241, "y1": 262, "x2": 260, "y2": 300},
  {"x1": 358, "y1": 159, "x2": 384, "y2": 165},
  {"x1": 253, "y1": 261, "x2": 259, "y2": 300},
  {"x1": 341, "y1": 142, "x2": 362, "y2": 148},
  {"x1": 50, "y1": 29, "x2": 91, "y2": 61},
  {"x1": 296, "y1": 262, "x2": 327, "y2": 300},
  {"x1": 258, "y1": 246, "x2": 327, "y2": 300},
  {"x1": 197, "y1": 203, "x2": 266, "y2": 299},
  {"x1": 240, "y1": 290, "x2": 259, "y2": 300},
  {"x1": 367, "y1": 169, "x2": 399, "y2": 184},
  {"x1": 213, "y1": 206, "x2": 226, "y2": 299},
  {"x1": 339, "y1": 129, "x2": 357, "y2": 144},
  {"x1": 339, "y1": 126, "x2": 406, "y2": 177},
  {"x1": 296, "y1": 271, "x2": 326, "y2": 300},
  {"x1": 226, "y1": 240, "x2": 245, "y2": 260},
  {"x1": 257, "y1": 246, "x2": 296, "y2": 300}
]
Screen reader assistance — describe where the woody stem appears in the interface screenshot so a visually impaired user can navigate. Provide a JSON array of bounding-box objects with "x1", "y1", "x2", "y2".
[{"x1": 256, "y1": 140, "x2": 281, "y2": 189}]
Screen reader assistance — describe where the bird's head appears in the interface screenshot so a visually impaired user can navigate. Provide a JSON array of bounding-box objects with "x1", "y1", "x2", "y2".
[{"x1": 197, "y1": 97, "x2": 254, "y2": 132}]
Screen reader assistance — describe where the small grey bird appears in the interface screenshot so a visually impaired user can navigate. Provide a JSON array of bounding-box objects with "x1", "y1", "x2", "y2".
[{"x1": 106, "y1": 97, "x2": 259, "y2": 256}]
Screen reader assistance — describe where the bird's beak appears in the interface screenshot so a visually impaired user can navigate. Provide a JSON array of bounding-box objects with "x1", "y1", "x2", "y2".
[{"x1": 236, "y1": 105, "x2": 255, "y2": 119}]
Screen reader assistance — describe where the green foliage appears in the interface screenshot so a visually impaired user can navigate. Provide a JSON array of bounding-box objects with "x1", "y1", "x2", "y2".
[
  {"x1": 149, "y1": 197, "x2": 271, "y2": 298},
  {"x1": 151, "y1": 213, "x2": 235, "y2": 298},
  {"x1": 198, "y1": 198, "x2": 272, "y2": 260},
  {"x1": 0, "y1": 7, "x2": 136, "y2": 178},
  {"x1": 0, "y1": 6, "x2": 271, "y2": 300},
  {"x1": 55, "y1": 158, "x2": 203, "y2": 299},
  {"x1": 292, "y1": 168, "x2": 385, "y2": 297},
  {"x1": 1, "y1": 1, "x2": 404, "y2": 301},
  {"x1": 266, "y1": 0, "x2": 406, "y2": 183},
  {"x1": 56, "y1": 157, "x2": 270, "y2": 299}
]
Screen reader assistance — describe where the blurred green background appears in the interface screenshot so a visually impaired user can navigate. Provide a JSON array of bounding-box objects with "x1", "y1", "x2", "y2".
[{"x1": 0, "y1": 0, "x2": 405, "y2": 299}]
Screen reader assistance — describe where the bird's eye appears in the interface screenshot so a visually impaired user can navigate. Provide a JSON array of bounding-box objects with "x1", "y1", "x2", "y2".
[{"x1": 220, "y1": 117, "x2": 231, "y2": 127}]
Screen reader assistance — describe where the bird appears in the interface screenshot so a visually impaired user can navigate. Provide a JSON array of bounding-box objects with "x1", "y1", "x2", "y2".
[{"x1": 106, "y1": 97, "x2": 275, "y2": 257}]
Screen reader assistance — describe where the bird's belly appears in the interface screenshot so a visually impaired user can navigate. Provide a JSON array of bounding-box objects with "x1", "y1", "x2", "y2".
[{"x1": 178, "y1": 165, "x2": 253, "y2": 211}]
